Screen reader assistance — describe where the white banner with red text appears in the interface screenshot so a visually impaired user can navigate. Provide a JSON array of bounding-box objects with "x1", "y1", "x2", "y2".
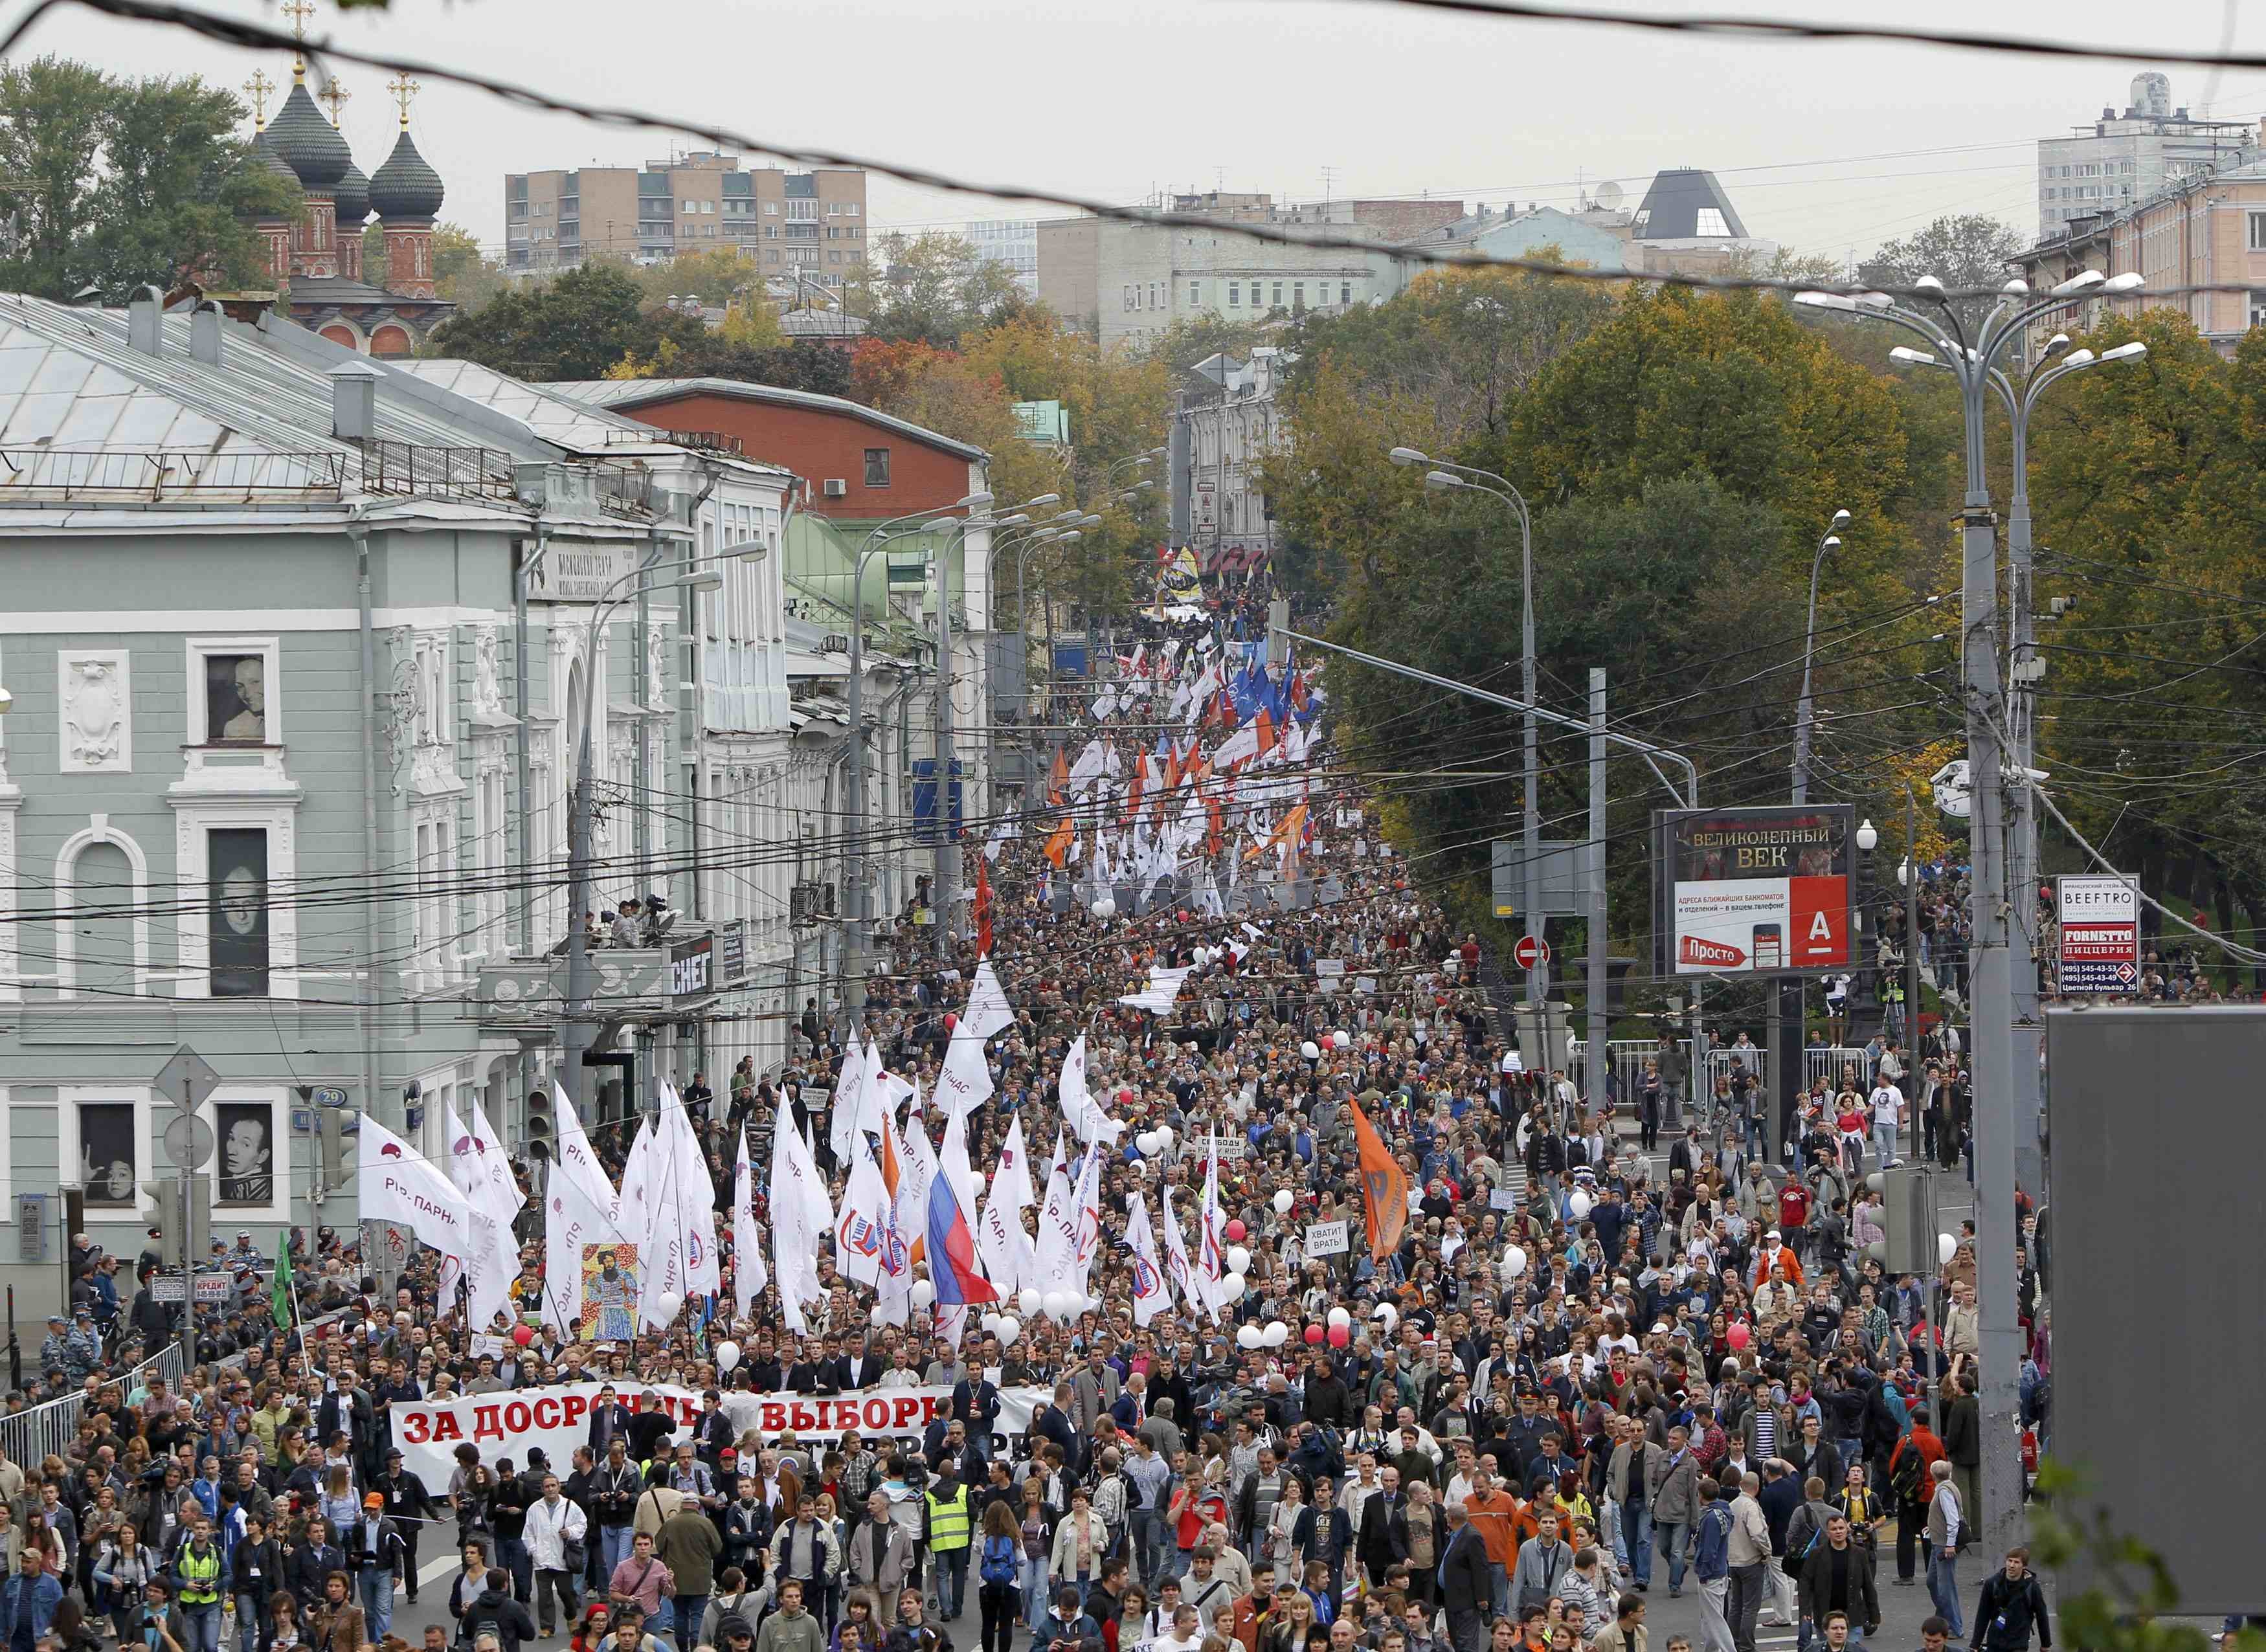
[{"x1": 391, "y1": 1381, "x2": 1049, "y2": 1488}]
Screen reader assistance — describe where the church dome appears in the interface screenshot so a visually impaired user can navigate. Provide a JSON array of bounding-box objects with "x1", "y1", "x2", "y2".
[
  {"x1": 266, "y1": 81, "x2": 352, "y2": 192},
  {"x1": 333, "y1": 159, "x2": 371, "y2": 230},
  {"x1": 368, "y1": 128, "x2": 443, "y2": 222}
]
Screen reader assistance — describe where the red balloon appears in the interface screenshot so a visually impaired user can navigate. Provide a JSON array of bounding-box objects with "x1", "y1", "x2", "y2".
[
  {"x1": 512, "y1": 1324, "x2": 533, "y2": 1347},
  {"x1": 1327, "y1": 1324, "x2": 1351, "y2": 1348},
  {"x1": 944, "y1": 1012, "x2": 958, "y2": 1031},
  {"x1": 1727, "y1": 1322, "x2": 1751, "y2": 1351},
  {"x1": 1304, "y1": 1324, "x2": 1324, "y2": 1345},
  {"x1": 1226, "y1": 1219, "x2": 1248, "y2": 1242}
]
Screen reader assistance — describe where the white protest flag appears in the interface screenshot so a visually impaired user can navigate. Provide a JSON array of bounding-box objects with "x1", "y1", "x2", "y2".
[
  {"x1": 936, "y1": 1031, "x2": 994, "y2": 1122},
  {"x1": 959, "y1": 961, "x2": 1015, "y2": 1040},
  {"x1": 1032, "y1": 1130, "x2": 1078, "y2": 1295},
  {"x1": 1116, "y1": 965, "x2": 1193, "y2": 1015},
  {"x1": 893, "y1": 1106, "x2": 938, "y2": 1268},
  {"x1": 458, "y1": 1100, "x2": 525, "y2": 1225},
  {"x1": 615, "y1": 1113, "x2": 658, "y2": 1247},
  {"x1": 1069, "y1": 1141, "x2": 1105, "y2": 1297},
  {"x1": 866, "y1": 1055, "x2": 915, "y2": 1141},
  {"x1": 834, "y1": 1122, "x2": 897, "y2": 1291},
  {"x1": 732, "y1": 1125, "x2": 764, "y2": 1322},
  {"x1": 675, "y1": 1089, "x2": 721, "y2": 1299},
  {"x1": 829, "y1": 1039, "x2": 873, "y2": 1166},
  {"x1": 1196, "y1": 1131, "x2": 1229, "y2": 1321},
  {"x1": 637, "y1": 1087, "x2": 690, "y2": 1330},
  {"x1": 361, "y1": 1115, "x2": 511, "y2": 1330},
  {"x1": 440, "y1": 1101, "x2": 521, "y2": 1333},
  {"x1": 543, "y1": 1091, "x2": 630, "y2": 1337},
  {"x1": 1055, "y1": 1035, "x2": 1124, "y2": 1146},
  {"x1": 769, "y1": 1099, "x2": 832, "y2": 1335},
  {"x1": 1125, "y1": 1190, "x2": 1170, "y2": 1326},
  {"x1": 975, "y1": 1115, "x2": 1035, "y2": 1297},
  {"x1": 1160, "y1": 1185, "x2": 1198, "y2": 1313}
]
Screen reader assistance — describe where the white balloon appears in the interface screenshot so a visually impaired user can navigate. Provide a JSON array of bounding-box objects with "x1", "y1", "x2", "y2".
[
  {"x1": 1332, "y1": 1031, "x2": 1351, "y2": 1050},
  {"x1": 996, "y1": 1315, "x2": 1021, "y2": 1347},
  {"x1": 869, "y1": 1304, "x2": 888, "y2": 1326},
  {"x1": 1374, "y1": 1303, "x2": 1398, "y2": 1332},
  {"x1": 1227, "y1": 1245, "x2": 1251, "y2": 1275},
  {"x1": 910, "y1": 1278, "x2": 936, "y2": 1310},
  {"x1": 656, "y1": 1291, "x2": 685, "y2": 1326},
  {"x1": 1939, "y1": 1233, "x2": 1958, "y2": 1265},
  {"x1": 1092, "y1": 897, "x2": 1117, "y2": 919},
  {"x1": 1018, "y1": 1288, "x2": 1042, "y2": 1317},
  {"x1": 1236, "y1": 1324, "x2": 1264, "y2": 1350},
  {"x1": 1273, "y1": 1189, "x2": 1294, "y2": 1216},
  {"x1": 980, "y1": 1313, "x2": 1002, "y2": 1337},
  {"x1": 1327, "y1": 1307, "x2": 1351, "y2": 1330},
  {"x1": 1505, "y1": 1244, "x2": 1529, "y2": 1277},
  {"x1": 714, "y1": 1340, "x2": 742, "y2": 1374},
  {"x1": 1220, "y1": 1274, "x2": 1248, "y2": 1302},
  {"x1": 1157, "y1": 1126, "x2": 1176, "y2": 1147},
  {"x1": 1262, "y1": 1321, "x2": 1289, "y2": 1348},
  {"x1": 1137, "y1": 1131, "x2": 1163, "y2": 1155},
  {"x1": 1569, "y1": 1191, "x2": 1593, "y2": 1220},
  {"x1": 1301, "y1": 1040, "x2": 1320, "y2": 1061},
  {"x1": 1042, "y1": 1290, "x2": 1074, "y2": 1323}
]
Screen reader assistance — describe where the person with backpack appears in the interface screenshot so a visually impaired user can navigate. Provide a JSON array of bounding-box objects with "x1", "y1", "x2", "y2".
[
  {"x1": 977, "y1": 1503, "x2": 1024, "y2": 1652},
  {"x1": 1781, "y1": 1479, "x2": 1838, "y2": 1652},
  {"x1": 462, "y1": 1568, "x2": 538, "y2": 1652},
  {"x1": 1885, "y1": 1411, "x2": 1946, "y2": 1587},
  {"x1": 1969, "y1": 1547, "x2": 2050, "y2": 1652},
  {"x1": 1691, "y1": 1479, "x2": 1734, "y2": 1652}
]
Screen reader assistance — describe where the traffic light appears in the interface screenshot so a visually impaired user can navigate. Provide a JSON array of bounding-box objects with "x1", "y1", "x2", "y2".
[
  {"x1": 140, "y1": 1180, "x2": 182, "y2": 1267},
  {"x1": 1861, "y1": 1163, "x2": 1940, "y2": 1277},
  {"x1": 524, "y1": 1086, "x2": 554, "y2": 1161},
  {"x1": 139, "y1": 1177, "x2": 211, "y2": 1269}
]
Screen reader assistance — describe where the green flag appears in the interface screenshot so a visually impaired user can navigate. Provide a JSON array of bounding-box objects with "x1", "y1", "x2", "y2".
[{"x1": 271, "y1": 1232, "x2": 292, "y2": 1326}]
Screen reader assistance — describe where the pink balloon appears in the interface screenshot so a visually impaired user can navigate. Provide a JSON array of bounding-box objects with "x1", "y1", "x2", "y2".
[
  {"x1": 1226, "y1": 1219, "x2": 1248, "y2": 1242},
  {"x1": 1727, "y1": 1322, "x2": 1751, "y2": 1351},
  {"x1": 1304, "y1": 1324, "x2": 1324, "y2": 1345},
  {"x1": 1327, "y1": 1324, "x2": 1351, "y2": 1348}
]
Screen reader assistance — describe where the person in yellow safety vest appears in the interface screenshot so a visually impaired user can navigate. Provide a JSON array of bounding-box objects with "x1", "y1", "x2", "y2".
[
  {"x1": 173, "y1": 1518, "x2": 227, "y2": 1652},
  {"x1": 923, "y1": 1468, "x2": 975, "y2": 1622}
]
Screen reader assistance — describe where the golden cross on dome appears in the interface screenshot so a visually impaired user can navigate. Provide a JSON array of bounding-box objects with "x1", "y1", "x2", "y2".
[
  {"x1": 281, "y1": 0, "x2": 315, "y2": 81},
  {"x1": 387, "y1": 74, "x2": 420, "y2": 127},
  {"x1": 319, "y1": 77, "x2": 350, "y2": 126},
  {"x1": 243, "y1": 69, "x2": 275, "y2": 128}
]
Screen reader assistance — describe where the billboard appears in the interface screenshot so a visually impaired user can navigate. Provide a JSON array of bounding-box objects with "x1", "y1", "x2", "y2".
[
  {"x1": 1652, "y1": 804, "x2": 1855, "y2": 976},
  {"x1": 2058, "y1": 872, "x2": 2140, "y2": 992}
]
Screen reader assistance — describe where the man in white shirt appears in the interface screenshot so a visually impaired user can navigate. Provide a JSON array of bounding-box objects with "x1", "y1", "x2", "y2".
[{"x1": 1867, "y1": 1081, "x2": 1903, "y2": 1170}]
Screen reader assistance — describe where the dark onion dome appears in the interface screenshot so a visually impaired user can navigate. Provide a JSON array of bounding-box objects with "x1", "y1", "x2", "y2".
[
  {"x1": 240, "y1": 129, "x2": 300, "y2": 221},
  {"x1": 333, "y1": 159, "x2": 371, "y2": 229},
  {"x1": 368, "y1": 127, "x2": 443, "y2": 222},
  {"x1": 267, "y1": 82, "x2": 352, "y2": 190}
]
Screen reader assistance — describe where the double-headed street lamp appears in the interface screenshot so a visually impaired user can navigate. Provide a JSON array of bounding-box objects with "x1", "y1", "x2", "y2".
[
  {"x1": 1389, "y1": 444, "x2": 1545, "y2": 1009},
  {"x1": 559, "y1": 556, "x2": 737, "y2": 1115},
  {"x1": 1793, "y1": 265, "x2": 2144, "y2": 1557},
  {"x1": 1792, "y1": 509, "x2": 1851, "y2": 807}
]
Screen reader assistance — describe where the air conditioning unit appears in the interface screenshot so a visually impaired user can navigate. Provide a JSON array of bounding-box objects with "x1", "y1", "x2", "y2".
[{"x1": 823, "y1": 478, "x2": 848, "y2": 498}]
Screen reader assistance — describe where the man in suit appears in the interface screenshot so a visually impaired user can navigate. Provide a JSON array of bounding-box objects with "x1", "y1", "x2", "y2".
[
  {"x1": 1439, "y1": 1501, "x2": 1493, "y2": 1652},
  {"x1": 1357, "y1": 1464, "x2": 1406, "y2": 1588},
  {"x1": 836, "y1": 1335, "x2": 885, "y2": 1392},
  {"x1": 587, "y1": 1385, "x2": 634, "y2": 1458},
  {"x1": 1069, "y1": 1348, "x2": 1120, "y2": 1466},
  {"x1": 952, "y1": 1368, "x2": 1002, "y2": 1457}
]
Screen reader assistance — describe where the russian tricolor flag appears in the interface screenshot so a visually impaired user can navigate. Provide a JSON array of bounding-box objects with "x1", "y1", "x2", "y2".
[{"x1": 925, "y1": 1174, "x2": 998, "y2": 1305}]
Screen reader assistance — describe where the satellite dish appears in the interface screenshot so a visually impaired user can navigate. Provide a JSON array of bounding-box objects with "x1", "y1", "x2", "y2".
[{"x1": 1594, "y1": 180, "x2": 1624, "y2": 210}]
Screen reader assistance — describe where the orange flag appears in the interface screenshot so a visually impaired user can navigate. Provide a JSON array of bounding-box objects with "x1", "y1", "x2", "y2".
[
  {"x1": 1352, "y1": 1100, "x2": 1410, "y2": 1260},
  {"x1": 1042, "y1": 816, "x2": 1075, "y2": 867},
  {"x1": 1049, "y1": 747, "x2": 1070, "y2": 807},
  {"x1": 1244, "y1": 801, "x2": 1309, "y2": 863},
  {"x1": 974, "y1": 856, "x2": 993, "y2": 957}
]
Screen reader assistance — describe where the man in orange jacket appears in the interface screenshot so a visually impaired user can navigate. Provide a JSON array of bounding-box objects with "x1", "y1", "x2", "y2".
[{"x1": 1462, "y1": 1463, "x2": 1524, "y2": 1619}]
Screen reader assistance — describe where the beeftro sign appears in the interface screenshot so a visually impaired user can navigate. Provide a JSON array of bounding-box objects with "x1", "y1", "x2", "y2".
[{"x1": 1652, "y1": 805, "x2": 1856, "y2": 976}]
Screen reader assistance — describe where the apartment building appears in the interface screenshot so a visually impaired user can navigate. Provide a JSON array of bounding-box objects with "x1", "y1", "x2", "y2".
[
  {"x1": 2039, "y1": 74, "x2": 2258, "y2": 238},
  {"x1": 506, "y1": 153, "x2": 868, "y2": 280},
  {"x1": 967, "y1": 220, "x2": 1040, "y2": 297}
]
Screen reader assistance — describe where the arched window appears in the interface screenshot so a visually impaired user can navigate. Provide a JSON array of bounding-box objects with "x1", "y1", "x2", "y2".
[{"x1": 53, "y1": 818, "x2": 149, "y2": 998}]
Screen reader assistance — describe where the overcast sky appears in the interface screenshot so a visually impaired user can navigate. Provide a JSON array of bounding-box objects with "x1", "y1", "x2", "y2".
[{"x1": 23, "y1": 0, "x2": 2266, "y2": 269}]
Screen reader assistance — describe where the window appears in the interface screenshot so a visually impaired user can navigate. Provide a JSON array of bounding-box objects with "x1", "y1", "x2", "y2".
[
  {"x1": 2249, "y1": 289, "x2": 2266, "y2": 326},
  {"x1": 1150, "y1": 282, "x2": 1163, "y2": 309},
  {"x1": 208, "y1": 827, "x2": 269, "y2": 998},
  {"x1": 1270, "y1": 282, "x2": 1283, "y2": 307},
  {"x1": 1695, "y1": 208, "x2": 1730, "y2": 236},
  {"x1": 765, "y1": 201, "x2": 780, "y2": 215},
  {"x1": 414, "y1": 634, "x2": 450, "y2": 747},
  {"x1": 683, "y1": 201, "x2": 697, "y2": 214},
  {"x1": 1228, "y1": 282, "x2": 1240, "y2": 307},
  {"x1": 205, "y1": 653, "x2": 267, "y2": 743},
  {"x1": 1293, "y1": 282, "x2": 1305, "y2": 311},
  {"x1": 787, "y1": 198, "x2": 817, "y2": 221},
  {"x1": 1190, "y1": 282, "x2": 1202, "y2": 306},
  {"x1": 847, "y1": 203, "x2": 861, "y2": 218},
  {"x1": 864, "y1": 447, "x2": 892, "y2": 487},
  {"x1": 77, "y1": 1102, "x2": 137, "y2": 1205},
  {"x1": 1341, "y1": 282, "x2": 1352, "y2": 305},
  {"x1": 1124, "y1": 284, "x2": 1137, "y2": 311},
  {"x1": 2249, "y1": 212, "x2": 2266, "y2": 251}
]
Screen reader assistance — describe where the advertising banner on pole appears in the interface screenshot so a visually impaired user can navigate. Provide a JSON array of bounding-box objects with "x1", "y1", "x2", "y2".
[
  {"x1": 2058, "y1": 873, "x2": 2140, "y2": 992},
  {"x1": 1652, "y1": 805, "x2": 1856, "y2": 976}
]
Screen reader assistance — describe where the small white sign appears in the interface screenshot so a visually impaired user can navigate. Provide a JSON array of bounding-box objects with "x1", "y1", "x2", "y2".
[
  {"x1": 1489, "y1": 1187, "x2": 1523, "y2": 1212},
  {"x1": 1305, "y1": 1220, "x2": 1351, "y2": 1257}
]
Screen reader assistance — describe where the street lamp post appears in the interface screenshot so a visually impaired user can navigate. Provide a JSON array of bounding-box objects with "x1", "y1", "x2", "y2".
[
  {"x1": 1782, "y1": 508, "x2": 1848, "y2": 1156},
  {"x1": 1887, "y1": 324, "x2": 2146, "y2": 1199},
  {"x1": 844, "y1": 495, "x2": 991, "y2": 1012},
  {"x1": 1391, "y1": 445, "x2": 1545, "y2": 1013},
  {"x1": 559, "y1": 561, "x2": 727, "y2": 1119},
  {"x1": 1795, "y1": 265, "x2": 2145, "y2": 1558}
]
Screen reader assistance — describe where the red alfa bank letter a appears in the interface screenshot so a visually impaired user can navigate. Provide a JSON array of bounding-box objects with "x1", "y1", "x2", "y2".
[{"x1": 1789, "y1": 876, "x2": 1848, "y2": 966}]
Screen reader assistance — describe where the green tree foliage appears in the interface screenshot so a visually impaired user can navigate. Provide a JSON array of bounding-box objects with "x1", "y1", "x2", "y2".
[
  {"x1": 847, "y1": 232, "x2": 1031, "y2": 349},
  {"x1": 0, "y1": 57, "x2": 298, "y2": 300},
  {"x1": 1857, "y1": 214, "x2": 2029, "y2": 340}
]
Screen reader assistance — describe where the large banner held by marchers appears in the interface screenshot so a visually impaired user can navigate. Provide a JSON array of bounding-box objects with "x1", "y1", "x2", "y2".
[{"x1": 391, "y1": 1381, "x2": 1050, "y2": 1487}]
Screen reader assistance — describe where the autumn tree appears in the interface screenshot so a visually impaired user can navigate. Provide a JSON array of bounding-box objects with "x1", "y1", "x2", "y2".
[{"x1": 847, "y1": 232, "x2": 1031, "y2": 349}]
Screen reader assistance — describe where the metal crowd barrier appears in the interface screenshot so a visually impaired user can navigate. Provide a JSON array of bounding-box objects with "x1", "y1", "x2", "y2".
[{"x1": 0, "y1": 1340, "x2": 185, "y2": 1469}]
